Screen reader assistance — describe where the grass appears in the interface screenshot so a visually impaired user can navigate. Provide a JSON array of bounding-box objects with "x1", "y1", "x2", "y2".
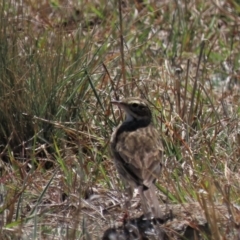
[{"x1": 0, "y1": 0, "x2": 240, "y2": 239}]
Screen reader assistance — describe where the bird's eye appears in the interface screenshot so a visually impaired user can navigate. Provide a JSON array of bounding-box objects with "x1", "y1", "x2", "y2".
[{"x1": 131, "y1": 103, "x2": 138, "y2": 108}]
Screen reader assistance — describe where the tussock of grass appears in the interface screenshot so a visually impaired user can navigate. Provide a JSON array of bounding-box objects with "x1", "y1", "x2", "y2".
[{"x1": 0, "y1": 0, "x2": 240, "y2": 239}]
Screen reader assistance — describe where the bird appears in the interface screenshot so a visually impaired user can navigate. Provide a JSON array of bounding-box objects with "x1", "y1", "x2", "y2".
[{"x1": 110, "y1": 97, "x2": 163, "y2": 219}]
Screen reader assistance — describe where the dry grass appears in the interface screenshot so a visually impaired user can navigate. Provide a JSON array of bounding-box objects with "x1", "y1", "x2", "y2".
[{"x1": 0, "y1": 0, "x2": 240, "y2": 239}]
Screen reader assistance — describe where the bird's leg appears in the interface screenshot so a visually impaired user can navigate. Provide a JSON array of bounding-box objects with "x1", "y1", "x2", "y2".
[
  {"x1": 145, "y1": 185, "x2": 163, "y2": 219},
  {"x1": 121, "y1": 182, "x2": 134, "y2": 220},
  {"x1": 125, "y1": 185, "x2": 133, "y2": 209},
  {"x1": 138, "y1": 185, "x2": 163, "y2": 219},
  {"x1": 138, "y1": 185, "x2": 153, "y2": 219},
  {"x1": 119, "y1": 184, "x2": 133, "y2": 223}
]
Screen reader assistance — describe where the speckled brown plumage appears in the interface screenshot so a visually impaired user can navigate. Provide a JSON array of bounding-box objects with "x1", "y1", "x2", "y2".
[{"x1": 110, "y1": 97, "x2": 163, "y2": 218}]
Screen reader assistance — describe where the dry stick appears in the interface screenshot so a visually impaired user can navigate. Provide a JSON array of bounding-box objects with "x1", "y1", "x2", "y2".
[
  {"x1": 188, "y1": 41, "x2": 205, "y2": 126},
  {"x1": 102, "y1": 63, "x2": 118, "y2": 100},
  {"x1": 175, "y1": 70, "x2": 181, "y2": 117},
  {"x1": 200, "y1": 83, "x2": 224, "y2": 129},
  {"x1": 181, "y1": 59, "x2": 190, "y2": 119},
  {"x1": 85, "y1": 70, "x2": 105, "y2": 111},
  {"x1": 0, "y1": 132, "x2": 14, "y2": 158},
  {"x1": 182, "y1": 60, "x2": 190, "y2": 144},
  {"x1": 118, "y1": 0, "x2": 127, "y2": 96},
  {"x1": 22, "y1": 113, "x2": 99, "y2": 140}
]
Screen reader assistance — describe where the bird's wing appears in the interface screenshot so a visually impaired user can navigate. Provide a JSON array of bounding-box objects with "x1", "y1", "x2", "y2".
[
  {"x1": 116, "y1": 126, "x2": 163, "y2": 187},
  {"x1": 116, "y1": 127, "x2": 163, "y2": 167}
]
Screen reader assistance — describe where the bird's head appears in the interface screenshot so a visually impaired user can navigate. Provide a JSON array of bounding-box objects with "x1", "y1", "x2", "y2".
[{"x1": 111, "y1": 97, "x2": 152, "y2": 122}]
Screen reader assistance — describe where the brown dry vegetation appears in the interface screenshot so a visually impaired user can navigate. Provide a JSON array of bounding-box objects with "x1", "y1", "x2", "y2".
[{"x1": 1, "y1": 0, "x2": 240, "y2": 239}]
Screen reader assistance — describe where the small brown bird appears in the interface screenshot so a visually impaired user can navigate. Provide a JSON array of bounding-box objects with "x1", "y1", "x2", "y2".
[{"x1": 110, "y1": 97, "x2": 163, "y2": 218}]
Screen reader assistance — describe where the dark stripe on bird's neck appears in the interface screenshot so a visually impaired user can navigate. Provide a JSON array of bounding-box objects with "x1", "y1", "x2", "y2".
[{"x1": 116, "y1": 117, "x2": 151, "y2": 136}]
